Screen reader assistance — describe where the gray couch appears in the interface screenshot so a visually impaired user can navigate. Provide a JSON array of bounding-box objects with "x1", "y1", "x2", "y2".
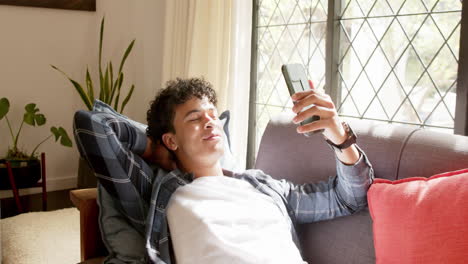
[
  {"x1": 255, "y1": 112, "x2": 468, "y2": 263},
  {"x1": 71, "y1": 112, "x2": 468, "y2": 263}
]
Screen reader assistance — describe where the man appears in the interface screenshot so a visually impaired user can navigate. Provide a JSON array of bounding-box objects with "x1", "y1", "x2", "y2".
[{"x1": 74, "y1": 77, "x2": 373, "y2": 264}]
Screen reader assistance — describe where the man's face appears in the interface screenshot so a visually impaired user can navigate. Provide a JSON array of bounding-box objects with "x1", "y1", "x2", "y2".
[{"x1": 163, "y1": 96, "x2": 225, "y2": 168}]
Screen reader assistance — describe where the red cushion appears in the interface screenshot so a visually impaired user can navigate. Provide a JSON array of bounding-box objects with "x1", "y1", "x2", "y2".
[{"x1": 368, "y1": 168, "x2": 468, "y2": 264}]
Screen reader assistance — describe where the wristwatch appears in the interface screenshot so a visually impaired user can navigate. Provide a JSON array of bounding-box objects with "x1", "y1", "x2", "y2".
[{"x1": 325, "y1": 122, "x2": 357, "y2": 152}]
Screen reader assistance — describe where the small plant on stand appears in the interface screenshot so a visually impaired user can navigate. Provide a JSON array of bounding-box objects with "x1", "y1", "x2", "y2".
[{"x1": 0, "y1": 97, "x2": 72, "y2": 188}]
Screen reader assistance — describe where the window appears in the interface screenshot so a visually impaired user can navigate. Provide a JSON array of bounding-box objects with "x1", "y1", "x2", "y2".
[
  {"x1": 249, "y1": 0, "x2": 465, "y2": 166},
  {"x1": 338, "y1": 0, "x2": 461, "y2": 131}
]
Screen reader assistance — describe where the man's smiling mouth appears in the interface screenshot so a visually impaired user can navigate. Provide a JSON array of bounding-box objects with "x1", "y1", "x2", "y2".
[{"x1": 203, "y1": 133, "x2": 221, "y2": 140}]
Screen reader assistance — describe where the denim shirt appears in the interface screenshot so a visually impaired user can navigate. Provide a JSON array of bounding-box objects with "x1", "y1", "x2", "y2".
[{"x1": 74, "y1": 108, "x2": 374, "y2": 264}]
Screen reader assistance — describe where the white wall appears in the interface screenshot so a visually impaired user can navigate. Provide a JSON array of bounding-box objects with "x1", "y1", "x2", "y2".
[{"x1": 0, "y1": 0, "x2": 166, "y2": 197}]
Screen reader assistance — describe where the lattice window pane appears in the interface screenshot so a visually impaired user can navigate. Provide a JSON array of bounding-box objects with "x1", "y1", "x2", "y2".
[
  {"x1": 252, "y1": 0, "x2": 463, "y2": 165},
  {"x1": 338, "y1": 0, "x2": 461, "y2": 132},
  {"x1": 255, "y1": 0, "x2": 328, "y2": 153}
]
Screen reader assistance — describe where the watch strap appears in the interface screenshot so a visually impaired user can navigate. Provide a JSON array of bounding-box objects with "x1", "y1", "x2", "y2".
[{"x1": 325, "y1": 122, "x2": 357, "y2": 152}]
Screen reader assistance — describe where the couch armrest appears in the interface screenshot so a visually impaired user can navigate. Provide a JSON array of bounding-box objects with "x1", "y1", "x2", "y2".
[
  {"x1": 70, "y1": 188, "x2": 97, "y2": 209},
  {"x1": 70, "y1": 188, "x2": 107, "y2": 261}
]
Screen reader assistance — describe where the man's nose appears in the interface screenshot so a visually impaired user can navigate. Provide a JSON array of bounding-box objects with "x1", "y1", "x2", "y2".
[{"x1": 203, "y1": 114, "x2": 216, "y2": 129}]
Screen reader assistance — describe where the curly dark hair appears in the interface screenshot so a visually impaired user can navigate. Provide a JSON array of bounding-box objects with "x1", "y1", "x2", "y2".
[{"x1": 146, "y1": 77, "x2": 217, "y2": 145}]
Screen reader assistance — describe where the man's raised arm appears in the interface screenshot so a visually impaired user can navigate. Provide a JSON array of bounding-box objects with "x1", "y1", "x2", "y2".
[
  {"x1": 281, "y1": 80, "x2": 375, "y2": 223},
  {"x1": 73, "y1": 110, "x2": 154, "y2": 202}
]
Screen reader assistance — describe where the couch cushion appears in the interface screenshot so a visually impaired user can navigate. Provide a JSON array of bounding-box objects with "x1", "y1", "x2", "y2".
[
  {"x1": 368, "y1": 169, "x2": 468, "y2": 264},
  {"x1": 299, "y1": 208, "x2": 375, "y2": 264},
  {"x1": 97, "y1": 183, "x2": 147, "y2": 263}
]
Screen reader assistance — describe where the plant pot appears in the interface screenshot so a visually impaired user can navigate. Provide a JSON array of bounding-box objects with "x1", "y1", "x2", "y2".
[
  {"x1": 77, "y1": 157, "x2": 97, "y2": 188},
  {"x1": 0, "y1": 159, "x2": 41, "y2": 190}
]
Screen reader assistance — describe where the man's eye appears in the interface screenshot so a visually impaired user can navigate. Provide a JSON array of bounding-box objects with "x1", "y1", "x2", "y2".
[{"x1": 190, "y1": 118, "x2": 200, "y2": 122}]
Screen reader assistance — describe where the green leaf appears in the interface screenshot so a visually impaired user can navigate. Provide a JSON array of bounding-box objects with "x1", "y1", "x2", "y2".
[
  {"x1": 0, "y1": 97, "x2": 10, "y2": 120},
  {"x1": 86, "y1": 67, "x2": 95, "y2": 103},
  {"x1": 58, "y1": 127, "x2": 73, "y2": 147},
  {"x1": 23, "y1": 104, "x2": 47, "y2": 127},
  {"x1": 109, "y1": 61, "x2": 115, "y2": 101},
  {"x1": 99, "y1": 17, "x2": 105, "y2": 101},
  {"x1": 111, "y1": 73, "x2": 123, "y2": 108},
  {"x1": 118, "y1": 39, "x2": 135, "y2": 74},
  {"x1": 118, "y1": 72, "x2": 124, "y2": 89},
  {"x1": 51, "y1": 126, "x2": 72, "y2": 147},
  {"x1": 114, "y1": 88, "x2": 121, "y2": 110},
  {"x1": 120, "y1": 84, "x2": 134, "y2": 113},
  {"x1": 70, "y1": 78, "x2": 93, "y2": 111},
  {"x1": 24, "y1": 112, "x2": 36, "y2": 126},
  {"x1": 25, "y1": 103, "x2": 37, "y2": 113},
  {"x1": 51, "y1": 126, "x2": 60, "y2": 141},
  {"x1": 35, "y1": 114, "x2": 46, "y2": 126},
  {"x1": 99, "y1": 17, "x2": 105, "y2": 76},
  {"x1": 24, "y1": 103, "x2": 40, "y2": 126},
  {"x1": 109, "y1": 63, "x2": 118, "y2": 103},
  {"x1": 103, "y1": 64, "x2": 110, "y2": 103},
  {"x1": 51, "y1": 65, "x2": 93, "y2": 110},
  {"x1": 114, "y1": 73, "x2": 123, "y2": 110},
  {"x1": 109, "y1": 61, "x2": 114, "y2": 88},
  {"x1": 99, "y1": 72, "x2": 104, "y2": 101}
]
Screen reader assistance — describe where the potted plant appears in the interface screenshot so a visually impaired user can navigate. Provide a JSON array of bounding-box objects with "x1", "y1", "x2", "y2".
[
  {"x1": 0, "y1": 97, "x2": 72, "y2": 189},
  {"x1": 51, "y1": 17, "x2": 136, "y2": 188}
]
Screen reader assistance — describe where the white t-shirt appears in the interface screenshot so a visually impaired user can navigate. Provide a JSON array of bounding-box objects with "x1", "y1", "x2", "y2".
[{"x1": 166, "y1": 175, "x2": 307, "y2": 264}]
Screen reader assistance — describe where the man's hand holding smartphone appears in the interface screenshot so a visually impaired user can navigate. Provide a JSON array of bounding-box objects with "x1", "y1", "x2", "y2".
[
  {"x1": 290, "y1": 83, "x2": 362, "y2": 165},
  {"x1": 289, "y1": 81, "x2": 348, "y2": 146},
  {"x1": 282, "y1": 64, "x2": 347, "y2": 144}
]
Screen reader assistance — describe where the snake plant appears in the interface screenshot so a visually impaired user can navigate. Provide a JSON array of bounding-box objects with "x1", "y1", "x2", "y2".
[{"x1": 51, "y1": 17, "x2": 135, "y2": 113}]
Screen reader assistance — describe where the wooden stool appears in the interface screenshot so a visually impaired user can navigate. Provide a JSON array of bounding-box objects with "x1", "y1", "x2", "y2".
[{"x1": 5, "y1": 152, "x2": 47, "y2": 213}]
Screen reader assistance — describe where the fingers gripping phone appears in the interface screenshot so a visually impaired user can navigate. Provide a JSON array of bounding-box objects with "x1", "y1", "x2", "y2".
[{"x1": 282, "y1": 64, "x2": 323, "y2": 136}]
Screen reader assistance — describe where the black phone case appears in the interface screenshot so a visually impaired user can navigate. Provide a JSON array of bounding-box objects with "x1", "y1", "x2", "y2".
[{"x1": 282, "y1": 64, "x2": 323, "y2": 136}]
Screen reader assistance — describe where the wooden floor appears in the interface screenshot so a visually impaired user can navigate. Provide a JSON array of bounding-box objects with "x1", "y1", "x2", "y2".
[{"x1": 0, "y1": 188, "x2": 77, "y2": 219}]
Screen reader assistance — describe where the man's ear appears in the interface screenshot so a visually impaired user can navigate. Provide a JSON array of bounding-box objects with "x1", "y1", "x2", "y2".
[{"x1": 162, "y1": 133, "x2": 178, "y2": 151}]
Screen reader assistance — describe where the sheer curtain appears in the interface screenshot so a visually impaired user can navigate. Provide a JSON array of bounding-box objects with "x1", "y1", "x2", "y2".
[{"x1": 161, "y1": 0, "x2": 252, "y2": 170}]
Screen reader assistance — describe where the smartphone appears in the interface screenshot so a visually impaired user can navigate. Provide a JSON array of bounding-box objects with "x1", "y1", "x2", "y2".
[{"x1": 281, "y1": 64, "x2": 323, "y2": 136}]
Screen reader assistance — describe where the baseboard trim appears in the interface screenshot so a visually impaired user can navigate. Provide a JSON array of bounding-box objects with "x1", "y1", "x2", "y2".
[{"x1": 0, "y1": 176, "x2": 77, "y2": 199}]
